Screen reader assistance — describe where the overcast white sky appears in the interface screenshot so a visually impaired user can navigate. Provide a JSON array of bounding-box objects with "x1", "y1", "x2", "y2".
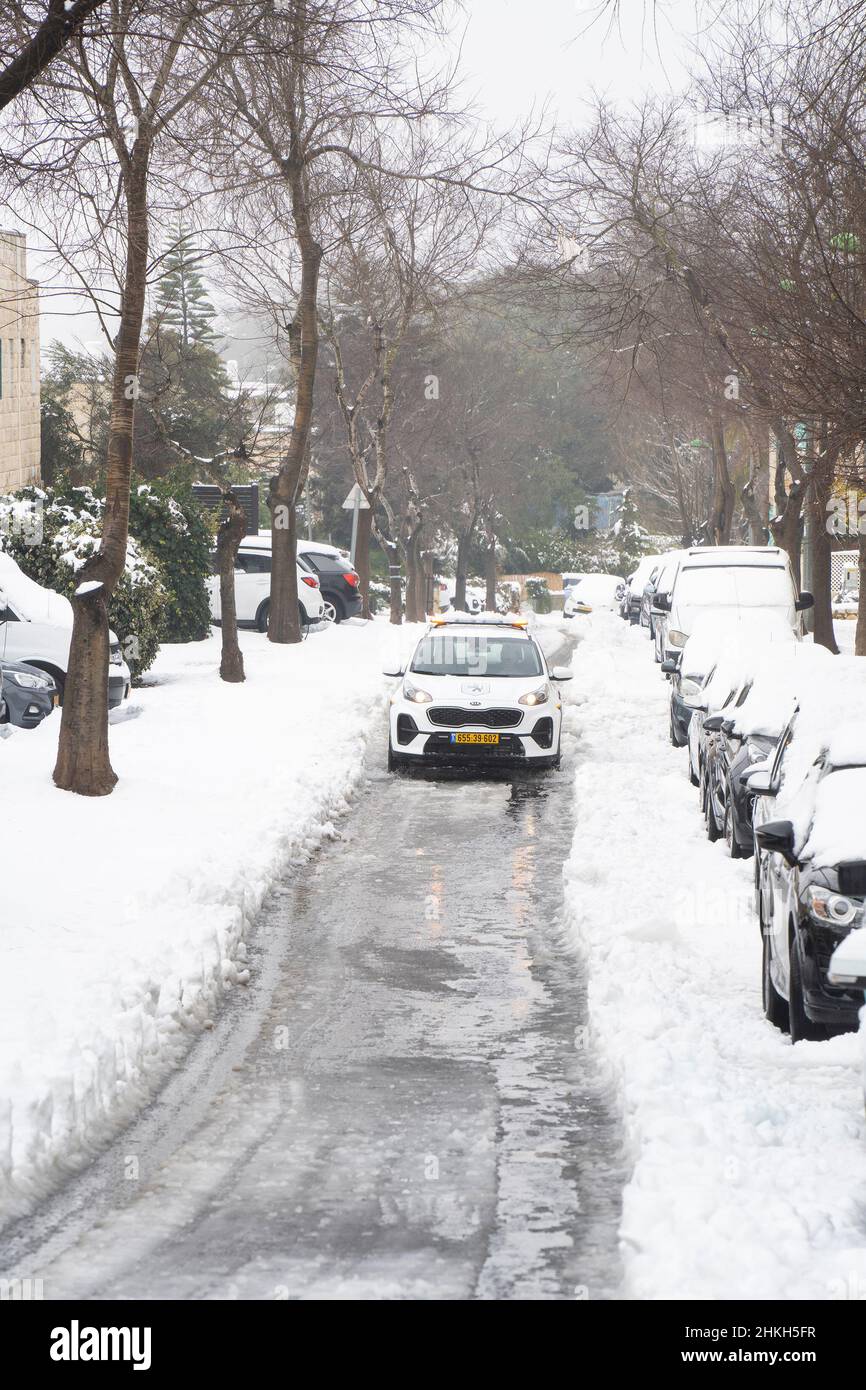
[{"x1": 36, "y1": 0, "x2": 704, "y2": 356}]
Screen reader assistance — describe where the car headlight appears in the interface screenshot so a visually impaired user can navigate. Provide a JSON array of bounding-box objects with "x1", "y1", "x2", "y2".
[
  {"x1": 680, "y1": 677, "x2": 701, "y2": 698},
  {"x1": 804, "y1": 886, "x2": 862, "y2": 929},
  {"x1": 519, "y1": 683, "x2": 549, "y2": 707},
  {"x1": 746, "y1": 740, "x2": 767, "y2": 763},
  {"x1": 668, "y1": 630, "x2": 687, "y2": 647},
  {"x1": 5, "y1": 670, "x2": 53, "y2": 690},
  {"x1": 403, "y1": 681, "x2": 432, "y2": 704}
]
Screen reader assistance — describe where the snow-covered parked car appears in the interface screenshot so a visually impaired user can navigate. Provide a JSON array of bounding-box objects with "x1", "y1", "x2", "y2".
[
  {"x1": 665, "y1": 612, "x2": 798, "y2": 749},
  {"x1": 620, "y1": 554, "x2": 665, "y2": 624},
  {"x1": 384, "y1": 613, "x2": 573, "y2": 770},
  {"x1": 207, "y1": 538, "x2": 325, "y2": 631},
  {"x1": 0, "y1": 658, "x2": 58, "y2": 728},
  {"x1": 0, "y1": 551, "x2": 131, "y2": 707},
  {"x1": 652, "y1": 545, "x2": 813, "y2": 665},
  {"x1": 563, "y1": 573, "x2": 625, "y2": 616},
  {"x1": 698, "y1": 640, "x2": 832, "y2": 857},
  {"x1": 748, "y1": 659, "x2": 866, "y2": 1041}
]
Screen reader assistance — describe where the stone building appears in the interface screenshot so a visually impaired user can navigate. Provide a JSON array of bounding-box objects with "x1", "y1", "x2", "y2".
[{"x1": 0, "y1": 230, "x2": 40, "y2": 493}]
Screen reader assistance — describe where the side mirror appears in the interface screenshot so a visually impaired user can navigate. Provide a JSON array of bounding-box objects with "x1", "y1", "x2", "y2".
[
  {"x1": 654, "y1": 592, "x2": 671, "y2": 612},
  {"x1": 551, "y1": 665, "x2": 573, "y2": 681},
  {"x1": 755, "y1": 819, "x2": 798, "y2": 867},
  {"x1": 721, "y1": 719, "x2": 735, "y2": 736},
  {"x1": 660, "y1": 658, "x2": 679, "y2": 675},
  {"x1": 703, "y1": 714, "x2": 724, "y2": 732},
  {"x1": 382, "y1": 662, "x2": 403, "y2": 678},
  {"x1": 795, "y1": 591, "x2": 814, "y2": 612},
  {"x1": 741, "y1": 760, "x2": 774, "y2": 794}
]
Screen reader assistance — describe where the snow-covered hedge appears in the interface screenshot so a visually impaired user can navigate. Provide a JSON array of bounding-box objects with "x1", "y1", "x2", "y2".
[{"x1": 0, "y1": 486, "x2": 165, "y2": 677}]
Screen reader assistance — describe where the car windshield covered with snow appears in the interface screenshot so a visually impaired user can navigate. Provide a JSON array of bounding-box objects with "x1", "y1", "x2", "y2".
[
  {"x1": 411, "y1": 631, "x2": 544, "y2": 678},
  {"x1": 674, "y1": 562, "x2": 793, "y2": 610}
]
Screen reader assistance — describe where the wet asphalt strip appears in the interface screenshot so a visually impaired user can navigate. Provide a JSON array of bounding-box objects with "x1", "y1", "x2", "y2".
[{"x1": 0, "y1": 633, "x2": 626, "y2": 1300}]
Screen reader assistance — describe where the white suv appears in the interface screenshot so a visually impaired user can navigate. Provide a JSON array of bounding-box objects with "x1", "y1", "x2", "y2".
[
  {"x1": 384, "y1": 614, "x2": 573, "y2": 771},
  {"x1": 0, "y1": 551, "x2": 131, "y2": 706},
  {"x1": 207, "y1": 538, "x2": 325, "y2": 631},
  {"x1": 653, "y1": 546, "x2": 812, "y2": 663}
]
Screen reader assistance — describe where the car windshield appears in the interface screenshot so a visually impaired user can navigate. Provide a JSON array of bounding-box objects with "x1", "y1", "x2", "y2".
[
  {"x1": 411, "y1": 633, "x2": 543, "y2": 678},
  {"x1": 675, "y1": 565, "x2": 792, "y2": 608}
]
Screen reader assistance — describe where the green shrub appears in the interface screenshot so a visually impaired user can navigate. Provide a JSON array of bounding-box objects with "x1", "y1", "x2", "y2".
[
  {"x1": 525, "y1": 575, "x2": 552, "y2": 613},
  {"x1": 129, "y1": 482, "x2": 213, "y2": 642},
  {"x1": 0, "y1": 485, "x2": 165, "y2": 679}
]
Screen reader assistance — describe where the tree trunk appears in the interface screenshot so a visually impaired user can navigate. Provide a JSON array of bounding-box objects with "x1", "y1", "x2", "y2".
[
  {"x1": 454, "y1": 529, "x2": 472, "y2": 610},
  {"x1": 740, "y1": 440, "x2": 770, "y2": 545},
  {"x1": 269, "y1": 160, "x2": 322, "y2": 644},
  {"x1": 856, "y1": 534, "x2": 866, "y2": 657},
  {"x1": 217, "y1": 493, "x2": 247, "y2": 681},
  {"x1": 485, "y1": 536, "x2": 497, "y2": 611},
  {"x1": 809, "y1": 470, "x2": 838, "y2": 654},
  {"x1": 54, "y1": 153, "x2": 149, "y2": 795},
  {"x1": 405, "y1": 531, "x2": 424, "y2": 622},
  {"x1": 354, "y1": 498, "x2": 374, "y2": 620},
  {"x1": 709, "y1": 417, "x2": 735, "y2": 545},
  {"x1": 769, "y1": 424, "x2": 806, "y2": 587}
]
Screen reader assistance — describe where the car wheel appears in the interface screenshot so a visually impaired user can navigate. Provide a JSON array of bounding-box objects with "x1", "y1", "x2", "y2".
[
  {"x1": 762, "y1": 926, "x2": 790, "y2": 1032},
  {"x1": 387, "y1": 739, "x2": 404, "y2": 772},
  {"x1": 255, "y1": 600, "x2": 270, "y2": 633},
  {"x1": 331, "y1": 597, "x2": 345, "y2": 624},
  {"x1": 699, "y1": 761, "x2": 709, "y2": 814},
  {"x1": 789, "y1": 933, "x2": 831, "y2": 1043},
  {"x1": 669, "y1": 707, "x2": 680, "y2": 746},
  {"x1": 689, "y1": 758, "x2": 699, "y2": 788},
  {"x1": 723, "y1": 788, "x2": 744, "y2": 858}
]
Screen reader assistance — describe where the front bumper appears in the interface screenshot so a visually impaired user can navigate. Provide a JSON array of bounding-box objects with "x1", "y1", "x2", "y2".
[
  {"x1": 390, "y1": 704, "x2": 560, "y2": 765},
  {"x1": 799, "y1": 922, "x2": 865, "y2": 1026},
  {"x1": 2, "y1": 685, "x2": 55, "y2": 728}
]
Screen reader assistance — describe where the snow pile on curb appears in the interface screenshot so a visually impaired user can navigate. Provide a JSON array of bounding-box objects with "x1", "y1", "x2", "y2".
[
  {"x1": 0, "y1": 622, "x2": 402, "y2": 1229},
  {"x1": 562, "y1": 611, "x2": 866, "y2": 1300}
]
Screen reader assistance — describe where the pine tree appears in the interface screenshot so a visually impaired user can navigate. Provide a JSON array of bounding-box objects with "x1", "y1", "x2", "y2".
[{"x1": 155, "y1": 229, "x2": 217, "y2": 349}]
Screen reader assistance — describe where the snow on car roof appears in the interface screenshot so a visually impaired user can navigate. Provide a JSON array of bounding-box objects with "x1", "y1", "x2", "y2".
[
  {"x1": 684, "y1": 546, "x2": 784, "y2": 565},
  {"x1": 681, "y1": 612, "x2": 796, "y2": 680},
  {"x1": 729, "y1": 642, "x2": 833, "y2": 737},
  {"x1": 773, "y1": 659, "x2": 866, "y2": 863},
  {"x1": 0, "y1": 550, "x2": 73, "y2": 628}
]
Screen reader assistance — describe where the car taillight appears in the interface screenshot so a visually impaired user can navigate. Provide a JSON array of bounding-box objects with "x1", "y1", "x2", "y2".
[
  {"x1": 302, "y1": 575, "x2": 319, "y2": 588},
  {"x1": 344, "y1": 571, "x2": 359, "y2": 586}
]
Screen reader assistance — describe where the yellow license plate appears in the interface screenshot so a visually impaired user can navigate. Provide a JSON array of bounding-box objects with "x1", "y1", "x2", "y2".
[{"x1": 450, "y1": 731, "x2": 500, "y2": 745}]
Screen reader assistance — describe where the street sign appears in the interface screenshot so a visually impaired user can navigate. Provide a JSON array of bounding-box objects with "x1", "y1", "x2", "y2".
[
  {"x1": 342, "y1": 483, "x2": 370, "y2": 510},
  {"x1": 342, "y1": 483, "x2": 370, "y2": 567}
]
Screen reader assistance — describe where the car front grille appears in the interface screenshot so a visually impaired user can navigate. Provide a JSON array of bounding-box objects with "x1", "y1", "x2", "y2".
[
  {"x1": 427, "y1": 706, "x2": 523, "y2": 729},
  {"x1": 423, "y1": 732, "x2": 526, "y2": 758},
  {"x1": 838, "y1": 862, "x2": 866, "y2": 897}
]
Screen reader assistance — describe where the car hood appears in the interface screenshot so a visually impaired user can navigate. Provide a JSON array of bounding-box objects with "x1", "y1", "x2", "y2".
[{"x1": 406, "y1": 673, "x2": 546, "y2": 703}]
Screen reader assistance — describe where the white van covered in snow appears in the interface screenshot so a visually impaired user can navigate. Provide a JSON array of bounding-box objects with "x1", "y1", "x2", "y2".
[
  {"x1": 653, "y1": 546, "x2": 813, "y2": 662},
  {"x1": 0, "y1": 551, "x2": 131, "y2": 705}
]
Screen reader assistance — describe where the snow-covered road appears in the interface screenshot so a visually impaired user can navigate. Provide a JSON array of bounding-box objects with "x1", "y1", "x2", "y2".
[
  {"x1": 564, "y1": 611, "x2": 866, "y2": 1300},
  {"x1": 4, "y1": 611, "x2": 865, "y2": 1301},
  {"x1": 0, "y1": 630, "x2": 625, "y2": 1299}
]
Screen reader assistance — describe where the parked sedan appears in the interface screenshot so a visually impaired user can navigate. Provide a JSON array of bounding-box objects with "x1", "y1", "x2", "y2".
[
  {"x1": 0, "y1": 659, "x2": 58, "y2": 728},
  {"x1": 620, "y1": 554, "x2": 665, "y2": 625},
  {"x1": 563, "y1": 573, "x2": 625, "y2": 616},
  {"x1": 750, "y1": 664, "x2": 866, "y2": 1041}
]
